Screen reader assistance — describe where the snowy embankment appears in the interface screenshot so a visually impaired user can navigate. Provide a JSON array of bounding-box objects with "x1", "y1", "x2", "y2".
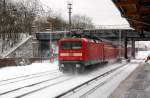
[{"x1": 0, "y1": 61, "x2": 58, "y2": 81}]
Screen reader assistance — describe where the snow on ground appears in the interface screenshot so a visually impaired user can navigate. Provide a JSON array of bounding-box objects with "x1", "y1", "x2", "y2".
[
  {"x1": 0, "y1": 61, "x2": 58, "y2": 81},
  {"x1": 18, "y1": 63, "x2": 126, "y2": 98},
  {"x1": 87, "y1": 62, "x2": 139, "y2": 98},
  {"x1": 61, "y1": 63, "x2": 139, "y2": 98}
]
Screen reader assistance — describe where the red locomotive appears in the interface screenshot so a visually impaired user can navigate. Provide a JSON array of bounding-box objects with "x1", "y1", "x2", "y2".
[{"x1": 58, "y1": 37, "x2": 120, "y2": 73}]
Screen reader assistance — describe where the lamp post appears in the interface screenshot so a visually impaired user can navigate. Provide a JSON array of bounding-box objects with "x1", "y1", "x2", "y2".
[
  {"x1": 119, "y1": 29, "x2": 122, "y2": 62},
  {"x1": 67, "y1": 0, "x2": 72, "y2": 36}
]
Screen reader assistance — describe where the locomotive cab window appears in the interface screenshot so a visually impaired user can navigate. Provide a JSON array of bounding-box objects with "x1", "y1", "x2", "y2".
[
  {"x1": 61, "y1": 41, "x2": 82, "y2": 49},
  {"x1": 61, "y1": 42, "x2": 71, "y2": 49}
]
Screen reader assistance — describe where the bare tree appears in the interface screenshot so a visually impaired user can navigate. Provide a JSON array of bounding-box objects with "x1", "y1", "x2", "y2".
[
  {"x1": 35, "y1": 9, "x2": 68, "y2": 31},
  {"x1": 0, "y1": 0, "x2": 39, "y2": 53},
  {"x1": 72, "y1": 14, "x2": 94, "y2": 29},
  {"x1": 0, "y1": 0, "x2": 94, "y2": 55}
]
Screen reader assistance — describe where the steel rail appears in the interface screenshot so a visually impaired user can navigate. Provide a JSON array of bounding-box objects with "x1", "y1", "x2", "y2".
[
  {"x1": 0, "y1": 74, "x2": 66, "y2": 96},
  {"x1": 0, "y1": 70, "x2": 60, "y2": 86},
  {"x1": 55, "y1": 63, "x2": 127, "y2": 98},
  {"x1": 0, "y1": 69, "x2": 58, "y2": 83}
]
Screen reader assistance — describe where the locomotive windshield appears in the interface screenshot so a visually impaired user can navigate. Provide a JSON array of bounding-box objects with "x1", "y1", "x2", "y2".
[{"x1": 61, "y1": 41, "x2": 82, "y2": 49}]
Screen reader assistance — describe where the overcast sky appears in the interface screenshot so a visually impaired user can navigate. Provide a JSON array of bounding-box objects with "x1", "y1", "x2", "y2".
[
  {"x1": 40, "y1": 0, "x2": 129, "y2": 25},
  {"x1": 40, "y1": 0, "x2": 150, "y2": 48}
]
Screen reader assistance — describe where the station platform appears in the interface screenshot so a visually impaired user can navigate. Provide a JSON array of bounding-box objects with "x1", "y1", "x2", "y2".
[{"x1": 109, "y1": 61, "x2": 150, "y2": 98}]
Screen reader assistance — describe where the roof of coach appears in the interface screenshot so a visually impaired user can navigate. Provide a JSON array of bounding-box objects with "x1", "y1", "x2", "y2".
[
  {"x1": 59, "y1": 37, "x2": 87, "y2": 41},
  {"x1": 59, "y1": 37, "x2": 102, "y2": 43}
]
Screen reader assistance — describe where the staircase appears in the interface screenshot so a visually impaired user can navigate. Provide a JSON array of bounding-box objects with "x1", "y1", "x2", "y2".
[{"x1": 0, "y1": 36, "x2": 34, "y2": 58}]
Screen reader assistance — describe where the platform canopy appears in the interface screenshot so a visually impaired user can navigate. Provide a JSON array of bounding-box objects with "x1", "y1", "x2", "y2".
[{"x1": 112, "y1": 0, "x2": 150, "y2": 32}]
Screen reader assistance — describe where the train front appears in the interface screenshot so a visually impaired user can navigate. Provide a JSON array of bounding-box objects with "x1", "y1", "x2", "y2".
[{"x1": 58, "y1": 38, "x2": 85, "y2": 73}]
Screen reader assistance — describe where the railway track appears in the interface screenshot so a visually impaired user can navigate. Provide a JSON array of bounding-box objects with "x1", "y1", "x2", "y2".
[
  {"x1": 0, "y1": 62, "x2": 134, "y2": 98},
  {"x1": 0, "y1": 69, "x2": 60, "y2": 86},
  {"x1": 14, "y1": 76, "x2": 73, "y2": 98},
  {"x1": 55, "y1": 63, "x2": 129, "y2": 98},
  {"x1": 79, "y1": 65, "x2": 129, "y2": 98},
  {"x1": 0, "y1": 70, "x2": 72, "y2": 98}
]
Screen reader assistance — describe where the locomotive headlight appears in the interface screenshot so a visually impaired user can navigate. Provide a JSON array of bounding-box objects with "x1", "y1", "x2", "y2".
[
  {"x1": 76, "y1": 64, "x2": 80, "y2": 68},
  {"x1": 60, "y1": 53, "x2": 82, "y2": 56},
  {"x1": 60, "y1": 53, "x2": 69, "y2": 56}
]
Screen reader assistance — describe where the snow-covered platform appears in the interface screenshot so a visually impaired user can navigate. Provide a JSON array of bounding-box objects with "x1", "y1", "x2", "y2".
[{"x1": 109, "y1": 54, "x2": 150, "y2": 98}]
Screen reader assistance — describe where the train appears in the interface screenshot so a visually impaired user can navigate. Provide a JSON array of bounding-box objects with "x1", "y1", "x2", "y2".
[{"x1": 58, "y1": 37, "x2": 120, "y2": 73}]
